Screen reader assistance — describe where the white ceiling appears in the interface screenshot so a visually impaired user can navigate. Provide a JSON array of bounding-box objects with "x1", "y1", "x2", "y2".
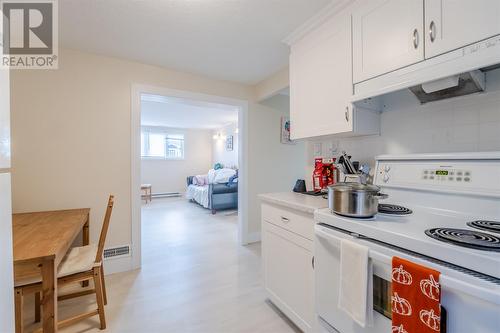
[
  {"x1": 60, "y1": 0, "x2": 333, "y2": 84},
  {"x1": 141, "y1": 94, "x2": 238, "y2": 129}
]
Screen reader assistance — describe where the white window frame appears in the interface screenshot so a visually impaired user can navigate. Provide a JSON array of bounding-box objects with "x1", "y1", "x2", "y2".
[
  {"x1": 141, "y1": 127, "x2": 185, "y2": 160},
  {"x1": 165, "y1": 135, "x2": 185, "y2": 160}
]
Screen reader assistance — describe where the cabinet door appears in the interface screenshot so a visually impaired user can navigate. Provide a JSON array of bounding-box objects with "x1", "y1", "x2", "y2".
[
  {"x1": 353, "y1": 0, "x2": 424, "y2": 83},
  {"x1": 425, "y1": 0, "x2": 500, "y2": 58},
  {"x1": 290, "y1": 13, "x2": 353, "y2": 140},
  {"x1": 262, "y1": 222, "x2": 314, "y2": 332}
]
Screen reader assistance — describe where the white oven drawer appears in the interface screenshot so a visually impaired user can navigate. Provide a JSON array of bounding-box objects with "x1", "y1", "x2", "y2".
[
  {"x1": 261, "y1": 203, "x2": 314, "y2": 240},
  {"x1": 314, "y1": 224, "x2": 500, "y2": 333}
]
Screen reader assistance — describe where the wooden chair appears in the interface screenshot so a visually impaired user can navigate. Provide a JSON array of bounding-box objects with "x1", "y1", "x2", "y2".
[{"x1": 14, "y1": 195, "x2": 114, "y2": 333}]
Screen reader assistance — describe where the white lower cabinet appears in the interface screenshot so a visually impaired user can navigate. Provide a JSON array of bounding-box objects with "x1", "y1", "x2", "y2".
[{"x1": 262, "y1": 203, "x2": 315, "y2": 332}]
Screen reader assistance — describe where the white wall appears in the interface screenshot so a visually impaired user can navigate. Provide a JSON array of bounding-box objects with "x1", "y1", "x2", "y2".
[
  {"x1": 0, "y1": 63, "x2": 14, "y2": 333},
  {"x1": 248, "y1": 95, "x2": 307, "y2": 236},
  {"x1": 212, "y1": 122, "x2": 238, "y2": 168},
  {"x1": 141, "y1": 127, "x2": 212, "y2": 194},
  {"x1": 10, "y1": 48, "x2": 252, "y2": 256},
  {"x1": 10, "y1": 48, "x2": 299, "y2": 265},
  {"x1": 254, "y1": 66, "x2": 289, "y2": 102},
  {"x1": 305, "y1": 69, "x2": 500, "y2": 187}
]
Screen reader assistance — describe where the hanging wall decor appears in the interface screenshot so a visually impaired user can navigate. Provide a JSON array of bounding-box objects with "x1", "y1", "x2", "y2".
[
  {"x1": 226, "y1": 135, "x2": 234, "y2": 151},
  {"x1": 281, "y1": 116, "x2": 294, "y2": 144}
]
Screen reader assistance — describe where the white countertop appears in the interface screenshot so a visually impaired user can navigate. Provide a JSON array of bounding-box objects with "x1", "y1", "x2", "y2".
[{"x1": 259, "y1": 192, "x2": 329, "y2": 214}]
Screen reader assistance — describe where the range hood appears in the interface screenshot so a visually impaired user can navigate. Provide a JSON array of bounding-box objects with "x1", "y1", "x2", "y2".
[
  {"x1": 352, "y1": 34, "x2": 500, "y2": 104},
  {"x1": 408, "y1": 70, "x2": 485, "y2": 104}
]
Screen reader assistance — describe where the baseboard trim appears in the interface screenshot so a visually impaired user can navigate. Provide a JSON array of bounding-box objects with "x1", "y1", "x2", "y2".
[
  {"x1": 103, "y1": 255, "x2": 134, "y2": 275},
  {"x1": 246, "y1": 231, "x2": 261, "y2": 244},
  {"x1": 152, "y1": 192, "x2": 182, "y2": 198}
]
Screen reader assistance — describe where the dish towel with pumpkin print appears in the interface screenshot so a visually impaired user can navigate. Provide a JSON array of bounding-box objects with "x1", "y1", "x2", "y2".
[{"x1": 391, "y1": 257, "x2": 441, "y2": 333}]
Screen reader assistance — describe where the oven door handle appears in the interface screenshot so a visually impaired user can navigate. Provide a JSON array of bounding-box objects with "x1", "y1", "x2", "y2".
[
  {"x1": 315, "y1": 227, "x2": 392, "y2": 264},
  {"x1": 315, "y1": 227, "x2": 342, "y2": 246},
  {"x1": 440, "y1": 275, "x2": 500, "y2": 306},
  {"x1": 316, "y1": 226, "x2": 500, "y2": 305}
]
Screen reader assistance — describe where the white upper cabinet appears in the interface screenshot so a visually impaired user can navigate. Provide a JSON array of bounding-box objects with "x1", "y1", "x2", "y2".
[
  {"x1": 352, "y1": 0, "x2": 424, "y2": 83},
  {"x1": 425, "y1": 0, "x2": 500, "y2": 58},
  {"x1": 290, "y1": 13, "x2": 354, "y2": 139}
]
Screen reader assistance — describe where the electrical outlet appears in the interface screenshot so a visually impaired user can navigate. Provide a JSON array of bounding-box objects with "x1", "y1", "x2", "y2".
[
  {"x1": 327, "y1": 140, "x2": 339, "y2": 157},
  {"x1": 313, "y1": 142, "x2": 322, "y2": 157}
]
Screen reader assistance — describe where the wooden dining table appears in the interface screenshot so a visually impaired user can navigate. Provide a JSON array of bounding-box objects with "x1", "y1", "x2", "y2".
[{"x1": 13, "y1": 208, "x2": 90, "y2": 333}]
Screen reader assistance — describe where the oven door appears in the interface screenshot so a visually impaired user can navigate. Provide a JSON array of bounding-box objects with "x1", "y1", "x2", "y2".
[{"x1": 314, "y1": 223, "x2": 500, "y2": 333}]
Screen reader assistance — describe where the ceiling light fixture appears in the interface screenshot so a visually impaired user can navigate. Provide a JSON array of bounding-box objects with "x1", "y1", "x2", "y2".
[{"x1": 213, "y1": 132, "x2": 225, "y2": 140}]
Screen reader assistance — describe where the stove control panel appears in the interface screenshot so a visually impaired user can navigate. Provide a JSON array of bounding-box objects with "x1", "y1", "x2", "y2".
[
  {"x1": 374, "y1": 155, "x2": 500, "y2": 198},
  {"x1": 422, "y1": 169, "x2": 472, "y2": 182}
]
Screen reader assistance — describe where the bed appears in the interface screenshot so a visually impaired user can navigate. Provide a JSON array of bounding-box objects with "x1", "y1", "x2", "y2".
[{"x1": 186, "y1": 169, "x2": 238, "y2": 214}]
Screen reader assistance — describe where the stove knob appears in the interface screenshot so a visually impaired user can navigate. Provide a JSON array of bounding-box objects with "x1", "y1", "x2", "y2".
[
  {"x1": 383, "y1": 174, "x2": 390, "y2": 183},
  {"x1": 384, "y1": 165, "x2": 391, "y2": 172}
]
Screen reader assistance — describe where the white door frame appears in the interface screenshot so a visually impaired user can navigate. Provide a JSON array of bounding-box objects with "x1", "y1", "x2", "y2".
[{"x1": 130, "y1": 84, "x2": 249, "y2": 269}]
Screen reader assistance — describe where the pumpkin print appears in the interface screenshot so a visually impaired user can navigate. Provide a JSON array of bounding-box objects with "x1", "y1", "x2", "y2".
[
  {"x1": 391, "y1": 292, "x2": 412, "y2": 316},
  {"x1": 392, "y1": 324, "x2": 408, "y2": 333},
  {"x1": 420, "y1": 309, "x2": 440, "y2": 331},
  {"x1": 392, "y1": 265, "x2": 413, "y2": 285},
  {"x1": 420, "y1": 275, "x2": 440, "y2": 301}
]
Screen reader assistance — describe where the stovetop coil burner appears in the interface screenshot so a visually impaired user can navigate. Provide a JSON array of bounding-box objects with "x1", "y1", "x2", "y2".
[
  {"x1": 378, "y1": 204, "x2": 412, "y2": 215},
  {"x1": 467, "y1": 220, "x2": 500, "y2": 234},
  {"x1": 425, "y1": 228, "x2": 500, "y2": 252}
]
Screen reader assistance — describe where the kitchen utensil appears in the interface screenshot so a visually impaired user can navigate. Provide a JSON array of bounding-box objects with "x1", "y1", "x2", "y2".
[
  {"x1": 344, "y1": 174, "x2": 363, "y2": 183},
  {"x1": 342, "y1": 151, "x2": 357, "y2": 174},
  {"x1": 359, "y1": 164, "x2": 371, "y2": 184},
  {"x1": 328, "y1": 182, "x2": 388, "y2": 218}
]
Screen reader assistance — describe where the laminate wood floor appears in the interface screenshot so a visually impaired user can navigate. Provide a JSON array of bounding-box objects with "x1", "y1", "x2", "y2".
[{"x1": 22, "y1": 197, "x2": 300, "y2": 333}]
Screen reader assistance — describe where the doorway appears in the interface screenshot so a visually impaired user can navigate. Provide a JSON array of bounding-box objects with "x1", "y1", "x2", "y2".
[{"x1": 130, "y1": 85, "x2": 249, "y2": 269}]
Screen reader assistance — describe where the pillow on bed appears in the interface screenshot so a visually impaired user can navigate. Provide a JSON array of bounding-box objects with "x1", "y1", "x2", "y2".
[
  {"x1": 213, "y1": 168, "x2": 236, "y2": 184},
  {"x1": 193, "y1": 175, "x2": 208, "y2": 186},
  {"x1": 208, "y1": 169, "x2": 217, "y2": 184}
]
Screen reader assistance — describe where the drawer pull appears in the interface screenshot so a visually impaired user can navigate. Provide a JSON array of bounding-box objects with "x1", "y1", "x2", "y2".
[{"x1": 281, "y1": 216, "x2": 290, "y2": 223}]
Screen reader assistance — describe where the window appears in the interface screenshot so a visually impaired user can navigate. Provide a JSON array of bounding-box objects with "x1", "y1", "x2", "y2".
[
  {"x1": 141, "y1": 128, "x2": 184, "y2": 159},
  {"x1": 165, "y1": 134, "x2": 184, "y2": 159}
]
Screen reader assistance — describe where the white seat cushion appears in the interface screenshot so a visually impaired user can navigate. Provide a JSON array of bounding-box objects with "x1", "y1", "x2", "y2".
[
  {"x1": 58, "y1": 243, "x2": 98, "y2": 277},
  {"x1": 15, "y1": 244, "x2": 98, "y2": 287}
]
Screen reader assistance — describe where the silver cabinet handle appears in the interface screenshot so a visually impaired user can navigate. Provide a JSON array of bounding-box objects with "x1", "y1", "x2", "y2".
[
  {"x1": 280, "y1": 216, "x2": 290, "y2": 223},
  {"x1": 429, "y1": 21, "x2": 436, "y2": 42},
  {"x1": 413, "y1": 28, "x2": 419, "y2": 49},
  {"x1": 345, "y1": 106, "x2": 349, "y2": 122},
  {"x1": 311, "y1": 256, "x2": 315, "y2": 269}
]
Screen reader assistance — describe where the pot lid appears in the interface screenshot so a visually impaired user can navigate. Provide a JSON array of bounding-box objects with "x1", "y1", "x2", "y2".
[{"x1": 329, "y1": 182, "x2": 381, "y2": 193}]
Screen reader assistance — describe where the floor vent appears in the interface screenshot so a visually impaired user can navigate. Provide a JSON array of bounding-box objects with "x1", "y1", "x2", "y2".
[{"x1": 104, "y1": 245, "x2": 131, "y2": 260}]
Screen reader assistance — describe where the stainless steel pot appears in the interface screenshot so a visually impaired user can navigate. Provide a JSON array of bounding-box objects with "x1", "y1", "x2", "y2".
[{"x1": 328, "y1": 182, "x2": 388, "y2": 218}]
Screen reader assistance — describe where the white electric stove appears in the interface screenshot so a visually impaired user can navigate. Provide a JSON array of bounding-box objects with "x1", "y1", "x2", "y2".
[{"x1": 314, "y1": 152, "x2": 500, "y2": 333}]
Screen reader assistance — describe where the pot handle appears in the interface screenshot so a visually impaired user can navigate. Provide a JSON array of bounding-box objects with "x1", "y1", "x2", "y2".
[{"x1": 374, "y1": 193, "x2": 389, "y2": 200}]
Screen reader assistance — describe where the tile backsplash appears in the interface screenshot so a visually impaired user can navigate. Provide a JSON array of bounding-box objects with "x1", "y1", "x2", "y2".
[{"x1": 306, "y1": 68, "x2": 500, "y2": 178}]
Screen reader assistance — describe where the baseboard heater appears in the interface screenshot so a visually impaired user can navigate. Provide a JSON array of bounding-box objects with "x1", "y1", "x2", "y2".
[
  {"x1": 152, "y1": 192, "x2": 182, "y2": 198},
  {"x1": 104, "y1": 245, "x2": 131, "y2": 260}
]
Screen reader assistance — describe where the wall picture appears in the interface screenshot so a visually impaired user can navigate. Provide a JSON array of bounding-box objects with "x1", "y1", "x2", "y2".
[
  {"x1": 281, "y1": 116, "x2": 294, "y2": 144},
  {"x1": 226, "y1": 135, "x2": 234, "y2": 151}
]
